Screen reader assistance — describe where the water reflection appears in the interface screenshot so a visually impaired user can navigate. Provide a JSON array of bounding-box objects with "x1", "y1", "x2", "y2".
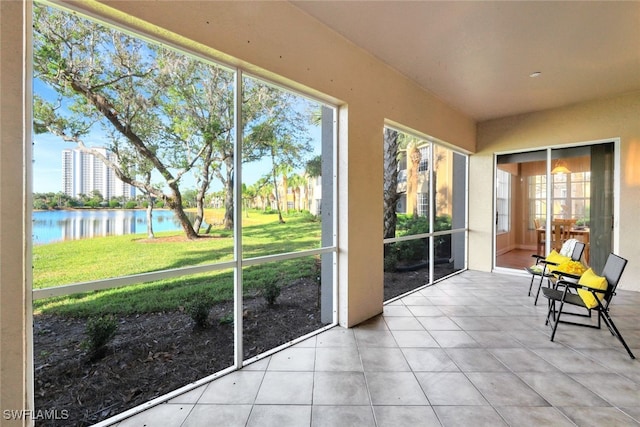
[{"x1": 32, "y1": 209, "x2": 200, "y2": 245}]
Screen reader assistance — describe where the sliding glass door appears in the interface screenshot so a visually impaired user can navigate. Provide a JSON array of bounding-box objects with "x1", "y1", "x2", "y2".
[{"x1": 495, "y1": 143, "x2": 614, "y2": 272}]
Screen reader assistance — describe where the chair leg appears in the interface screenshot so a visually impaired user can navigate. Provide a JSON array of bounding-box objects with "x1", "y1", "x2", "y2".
[
  {"x1": 533, "y1": 274, "x2": 545, "y2": 305},
  {"x1": 600, "y1": 310, "x2": 636, "y2": 359},
  {"x1": 549, "y1": 301, "x2": 564, "y2": 341},
  {"x1": 528, "y1": 274, "x2": 535, "y2": 297},
  {"x1": 545, "y1": 298, "x2": 556, "y2": 326}
]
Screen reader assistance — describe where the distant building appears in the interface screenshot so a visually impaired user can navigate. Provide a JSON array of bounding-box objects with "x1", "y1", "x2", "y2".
[{"x1": 61, "y1": 148, "x2": 135, "y2": 200}]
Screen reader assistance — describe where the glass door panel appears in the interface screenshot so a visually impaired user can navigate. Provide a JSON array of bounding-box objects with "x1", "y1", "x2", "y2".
[
  {"x1": 495, "y1": 150, "x2": 546, "y2": 269},
  {"x1": 495, "y1": 144, "x2": 613, "y2": 272}
]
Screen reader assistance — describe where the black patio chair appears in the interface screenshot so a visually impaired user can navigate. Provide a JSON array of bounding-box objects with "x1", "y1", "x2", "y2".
[
  {"x1": 526, "y1": 241, "x2": 585, "y2": 305},
  {"x1": 542, "y1": 253, "x2": 634, "y2": 359}
]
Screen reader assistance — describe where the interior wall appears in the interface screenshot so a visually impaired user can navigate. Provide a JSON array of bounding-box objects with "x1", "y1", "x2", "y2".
[
  {"x1": 471, "y1": 91, "x2": 640, "y2": 292},
  {"x1": 52, "y1": 1, "x2": 477, "y2": 323}
]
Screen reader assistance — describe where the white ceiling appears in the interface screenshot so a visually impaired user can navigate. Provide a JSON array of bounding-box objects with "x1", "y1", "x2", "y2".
[{"x1": 291, "y1": 1, "x2": 640, "y2": 121}]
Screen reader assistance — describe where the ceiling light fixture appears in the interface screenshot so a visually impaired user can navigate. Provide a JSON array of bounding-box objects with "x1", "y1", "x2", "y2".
[
  {"x1": 551, "y1": 159, "x2": 571, "y2": 175},
  {"x1": 529, "y1": 71, "x2": 542, "y2": 78}
]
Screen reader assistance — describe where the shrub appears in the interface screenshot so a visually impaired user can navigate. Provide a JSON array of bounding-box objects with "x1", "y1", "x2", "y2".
[
  {"x1": 187, "y1": 299, "x2": 212, "y2": 329},
  {"x1": 260, "y1": 281, "x2": 281, "y2": 306},
  {"x1": 124, "y1": 200, "x2": 137, "y2": 209},
  {"x1": 384, "y1": 247, "x2": 399, "y2": 272},
  {"x1": 219, "y1": 312, "x2": 234, "y2": 325},
  {"x1": 83, "y1": 315, "x2": 118, "y2": 359}
]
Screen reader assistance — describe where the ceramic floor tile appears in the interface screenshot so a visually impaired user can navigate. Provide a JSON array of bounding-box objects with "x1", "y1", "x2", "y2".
[
  {"x1": 267, "y1": 347, "x2": 316, "y2": 371},
  {"x1": 429, "y1": 330, "x2": 479, "y2": 348},
  {"x1": 495, "y1": 406, "x2": 575, "y2": 427},
  {"x1": 559, "y1": 406, "x2": 639, "y2": 427},
  {"x1": 182, "y1": 404, "x2": 251, "y2": 427},
  {"x1": 167, "y1": 385, "x2": 206, "y2": 404},
  {"x1": 433, "y1": 405, "x2": 508, "y2": 427},
  {"x1": 117, "y1": 403, "x2": 192, "y2": 427},
  {"x1": 383, "y1": 304, "x2": 413, "y2": 317},
  {"x1": 401, "y1": 295, "x2": 433, "y2": 306},
  {"x1": 384, "y1": 316, "x2": 425, "y2": 331},
  {"x1": 445, "y1": 348, "x2": 508, "y2": 372},
  {"x1": 506, "y1": 329, "x2": 564, "y2": 348},
  {"x1": 415, "y1": 372, "x2": 488, "y2": 405},
  {"x1": 466, "y1": 372, "x2": 548, "y2": 406},
  {"x1": 570, "y1": 372, "x2": 640, "y2": 407},
  {"x1": 533, "y1": 348, "x2": 612, "y2": 373},
  {"x1": 311, "y1": 405, "x2": 375, "y2": 427},
  {"x1": 406, "y1": 305, "x2": 444, "y2": 317},
  {"x1": 391, "y1": 330, "x2": 439, "y2": 348},
  {"x1": 360, "y1": 347, "x2": 410, "y2": 371},
  {"x1": 314, "y1": 346, "x2": 363, "y2": 371},
  {"x1": 401, "y1": 348, "x2": 459, "y2": 372},
  {"x1": 518, "y1": 372, "x2": 609, "y2": 406},
  {"x1": 243, "y1": 356, "x2": 271, "y2": 371},
  {"x1": 254, "y1": 371, "x2": 314, "y2": 405},
  {"x1": 466, "y1": 330, "x2": 524, "y2": 348},
  {"x1": 373, "y1": 406, "x2": 440, "y2": 427},
  {"x1": 437, "y1": 305, "x2": 499, "y2": 317},
  {"x1": 489, "y1": 348, "x2": 560, "y2": 373},
  {"x1": 312, "y1": 372, "x2": 369, "y2": 405},
  {"x1": 198, "y1": 371, "x2": 264, "y2": 404},
  {"x1": 354, "y1": 315, "x2": 388, "y2": 331},
  {"x1": 246, "y1": 405, "x2": 311, "y2": 427},
  {"x1": 449, "y1": 316, "x2": 499, "y2": 331},
  {"x1": 619, "y1": 407, "x2": 640, "y2": 422},
  {"x1": 366, "y1": 372, "x2": 428, "y2": 405},
  {"x1": 353, "y1": 329, "x2": 398, "y2": 347},
  {"x1": 315, "y1": 328, "x2": 357, "y2": 347},
  {"x1": 417, "y1": 316, "x2": 461, "y2": 331}
]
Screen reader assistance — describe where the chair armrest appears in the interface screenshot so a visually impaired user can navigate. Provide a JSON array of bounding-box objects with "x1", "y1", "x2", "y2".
[
  {"x1": 531, "y1": 254, "x2": 545, "y2": 261},
  {"x1": 550, "y1": 271, "x2": 581, "y2": 281},
  {"x1": 555, "y1": 279, "x2": 608, "y2": 294}
]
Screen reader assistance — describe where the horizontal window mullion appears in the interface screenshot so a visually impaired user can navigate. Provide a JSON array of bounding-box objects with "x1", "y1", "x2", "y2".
[
  {"x1": 32, "y1": 260, "x2": 237, "y2": 300},
  {"x1": 33, "y1": 246, "x2": 338, "y2": 300},
  {"x1": 241, "y1": 246, "x2": 336, "y2": 267},
  {"x1": 383, "y1": 228, "x2": 466, "y2": 245}
]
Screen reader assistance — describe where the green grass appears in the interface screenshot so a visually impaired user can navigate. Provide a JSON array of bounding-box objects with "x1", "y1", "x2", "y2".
[{"x1": 33, "y1": 209, "x2": 322, "y2": 317}]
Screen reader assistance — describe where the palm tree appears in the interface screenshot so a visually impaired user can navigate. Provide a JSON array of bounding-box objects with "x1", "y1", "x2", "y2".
[
  {"x1": 406, "y1": 140, "x2": 422, "y2": 218},
  {"x1": 383, "y1": 128, "x2": 400, "y2": 239},
  {"x1": 287, "y1": 173, "x2": 306, "y2": 211}
]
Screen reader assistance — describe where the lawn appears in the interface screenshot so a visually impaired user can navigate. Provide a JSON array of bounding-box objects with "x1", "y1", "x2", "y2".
[{"x1": 33, "y1": 209, "x2": 323, "y2": 316}]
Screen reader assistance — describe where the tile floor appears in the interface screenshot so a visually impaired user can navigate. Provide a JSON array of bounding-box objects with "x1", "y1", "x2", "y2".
[{"x1": 112, "y1": 270, "x2": 640, "y2": 427}]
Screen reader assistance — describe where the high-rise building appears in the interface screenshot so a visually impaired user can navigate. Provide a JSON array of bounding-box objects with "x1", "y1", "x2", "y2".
[{"x1": 61, "y1": 147, "x2": 135, "y2": 200}]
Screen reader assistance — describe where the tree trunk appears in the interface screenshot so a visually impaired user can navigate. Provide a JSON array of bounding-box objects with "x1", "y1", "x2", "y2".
[
  {"x1": 383, "y1": 128, "x2": 400, "y2": 239},
  {"x1": 146, "y1": 194, "x2": 155, "y2": 239},
  {"x1": 272, "y1": 171, "x2": 285, "y2": 224},
  {"x1": 407, "y1": 144, "x2": 422, "y2": 218},
  {"x1": 167, "y1": 187, "x2": 199, "y2": 240},
  {"x1": 223, "y1": 171, "x2": 234, "y2": 230}
]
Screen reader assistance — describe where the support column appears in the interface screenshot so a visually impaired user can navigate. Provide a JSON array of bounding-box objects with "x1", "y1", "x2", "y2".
[{"x1": 0, "y1": 1, "x2": 33, "y2": 425}]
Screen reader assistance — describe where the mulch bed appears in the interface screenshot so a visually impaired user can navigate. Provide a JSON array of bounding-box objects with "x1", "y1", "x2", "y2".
[{"x1": 33, "y1": 279, "x2": 325, "y2": 427}]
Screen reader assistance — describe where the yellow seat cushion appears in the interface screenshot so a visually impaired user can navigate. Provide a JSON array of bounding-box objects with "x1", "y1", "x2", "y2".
[
  {"x1": 545, "y1": 250, "x2": 571, "y2": 265},
  {"x1": 577, "y1": 268, "x2": 608, "y2": 309}
]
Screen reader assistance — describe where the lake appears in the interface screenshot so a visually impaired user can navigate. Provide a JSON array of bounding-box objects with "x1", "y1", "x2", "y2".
[{"x1": 32, "y1": 209, "x2": 199, "y2": 245}]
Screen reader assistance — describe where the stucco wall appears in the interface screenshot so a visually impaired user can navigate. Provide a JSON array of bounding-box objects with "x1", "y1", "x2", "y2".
[
  {"x1": 471, "y1": 91, "x2": 640, "y2": 291},
  {"x1": 1, "y1": 1, "x2": 33, "y2": 424}
]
